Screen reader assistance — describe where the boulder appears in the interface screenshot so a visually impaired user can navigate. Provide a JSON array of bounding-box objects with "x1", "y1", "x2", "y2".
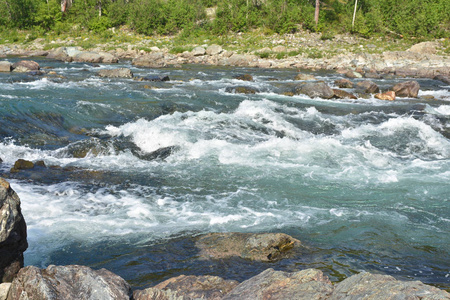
[
  {"x1": 97, "y1": 68, "x2": 133, "y2": 78},
  {"x1": 134, "y1": 275, "x2": 239, "y2": 300},
  {"x1": 355, "y1": 80, "x2": 380, "y2": 94},
  {"x1": 98, "y1": 52, "x2": 119, "y2": 63},
  {"x1": 195, "y1": 232, "x2": 300, "y2": 261},
  {"x1": 11, "y1": 60, "x2": 40, "y2": 73},
  {"x1": 332, "y1": 89, "x2": 357, "y2": 99},
  {"x1": 46, "y1": 47, "x2": 72, "y2": 62},
  {"x1": 232, "y1": 74, "x2": 253, "y2": 81},
  {"x1": 293, "y1": 81, "x2": 335, "y2": 99},
  {"x1": 142, "y1": 75, "x2": 170, "y2": 82},
  {"x1": 408, "y1": 41, "x2": 438, "y2": 55},
  {"x1": 434, "y1": 75, "x2": 450, "y2": 84},
  {"x1": 0, "y1": 178, "x2": 27, "y2": 283},
  {"x1": 206, "y1": 44, "x2": 223, "y2": 56},
  {"x1": 225, "y1": 86, "x2": 259, "y2": 94},
  {"x1": 334, "y1": 78, "x2": 353, "y2": 88},
  {"x1": 375, "y1": 91, "x2": 396, "y2": 101},
  {"x1": 7, "y1": 265, "x2": 132, "y2": 300},
  {"x1": 0, "y1": 283, "x2": 11, "y2": 300},
  {"x1": 226, "y1": 54, "x2": 251, "y2": 67},
  {"x1": 392, "y1": 80, "x2": 420, "y2": 98},
  {"x1": 294, "y1": 73, "x2": 316, "y2": 81},
  {"x1": 132, "y1": 52, "x2": 166, "y2": 68},
  {"x1": 329, "y1": 272, "x2": 450, "y2": 299},
  {"x1": 191, "y1": 46, "x2": 206, "y2": 56},
  {"x1": 0, "y1": 61, "x2": 11, "y2": 72},
  {"x1": 223, "y1": 268, "x2": 333, "y2": 300},
  {"x1": 345, "y1": 70, "x2": 362, "y2": 78},
  {"x1": 363, "y1": 72, "x2": 382, "y2": 79},
  {"x1": 73, "y1": 52, "x2": 103, "y2": 63},
  {"x1": 10, "y1": 159, "x2": 34, "y2": 173}
]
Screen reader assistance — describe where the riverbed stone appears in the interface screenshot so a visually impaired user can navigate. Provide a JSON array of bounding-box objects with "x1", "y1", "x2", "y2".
[
  {"x1": 7, "y1": 265, "x2": 132, "y2": 300},
  {"x1": 355, "y1": 80, "x2": 380, "y2": 94},
  {"x1": 329, "y1": 272, "x2": 450, "y2": 299},
  {"x1": 132, "y1": 52, "x2": 166, "y2": 68},
  {"x1": 206, "y1": 44, "x2": 223, "y2": 56},
  {"x1": 334, "y1": 78, "x2": 353, "y2": 88},
  {"x1": 0, "y1": 178, "x2": 27, "y2": 283},
  {"x1": 392, "y1": 80, "x2": 420, "y2": 98},
  {"x1": 294, "y1": 73, "x2": 316, "y2": 81},
  {"x1": 233, "y1": 74, "x2": 253, "y2": 81},
  {"x1": 434, "y1": 75, "x2": 450, "y2": 84},
  {"x1": 46, "y1": 47, "x2": 73, "y2": 62},
  {"x1": 134, "y1": 275, "x2": 239, "y2": 300},
  {"x1": 293, "y1": 81, "x2": 334, "y2": 99},
  {"x1": 223, "y1": 268, "x2": 333, "y2": 300},
  {"x1": 0, "y1": 62, "x2": 11, "y2": 72},
  {"x1": 225, "y1": 86, "x2": 258, "y2": 94},
  {"x1": 332, "y1": 89, "x2": 357, "y2": 99},
  {"x1": 196, "y1": 232, "x2": 300, "y2": 261},
  {"x1": 192, "y1": 46, "x2": 206, "y2": 56},
  {"x1": 97, "y1": 68, "x2": 133, "y2": 78},
  {"x1": 0, "y1": 283, "x2": 10, "y2": 300},
  {"x1": 345, "y1": 70, "x2": 362, "y2": 78},
  {"x1": 12, "y1": 60, "x2": 40, "y2": 72},
  {"x1": 375, "y1": 91, "x2": 396, "y2": 101},
  {"x1": 10, "y1": 160, "x2": 34, "y2": 173},
  {"x1": 73, "y1": 51, "x2": 103, "y2": 63}
]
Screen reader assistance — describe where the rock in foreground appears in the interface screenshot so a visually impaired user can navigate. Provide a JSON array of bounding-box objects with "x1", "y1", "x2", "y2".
[
  {"x1": 196, "y1": 232, "x2": 300, "y2": 261},
  {"x1": 7, "y1": 265, "x2": 132, "y2": 300},
  {"x1": 0, "y1": 178, "x2": 27, "y2": 283}
]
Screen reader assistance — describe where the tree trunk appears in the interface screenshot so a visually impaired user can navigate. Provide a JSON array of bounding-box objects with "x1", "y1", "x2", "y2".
[
  {"x1": 314, "y1": 0, "x2": 320, "y2": 29},
  {"x1": 352, "y1": 0, "x2": 358, "y2": 31}
]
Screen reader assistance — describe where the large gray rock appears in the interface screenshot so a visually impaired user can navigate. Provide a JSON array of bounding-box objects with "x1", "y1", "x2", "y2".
[
  {"x1": 98, "y1": 52, "x2": 118, "y2": 63},
  {"x1": 293, "y1": 81, "x2": 335, "y2": 99},
  {"x1": 223, "y1": 268, "x2": 333, "y2": 300},
  {"x1": 97, "y1": 68, "x2": 133, "y2": 78},
  {"x1": 73, "y1": 52, "x2": 103, "y2": 63},
  {"x1": 355, "y1": 80, "x2": 380, "y2": 94},
  {"x1": 191, "y1": 46, "x2": 206, "y2": 56},
  {"x1": 134, "y1": 275, "x2": 239, "y2": 300},
  {"x1": 392, "y1": 80, "x2": 420, "y2": 98},
  {"x1": 0, "y1": 283, "x2": 11, "y2": 300},
  {"x1": 206, "y1": 44, "x2": 223, "y2": 56},
  {"x1": 46, "y1": 47, "x2": 73, "y2": 62},
  {"x1": 0, "y1": 61, "x2": 11, "y2": 72},
  {"x1": 7, "y1": 265, "x2": 132, "y2": 300},
  {"x1": 226, "y1": 54, "x2": 252, "y2": 67},
  {"x1": 408, "y1": 41, "x2": 439, "y2": 55},
  {"x1": 0, "y1": 178, "x2": 27, "y2": 283},
  {"x1": 11, "y1": 61, "x2": 40, "y2": 73},
  {"x1": 132, "y1": 52, "x2": 166, "y2": 68},
  {"x1": 196, "y1": 232, "x2": 300, "y2": 261},
  {"x1": 330, "y1": 272, "x2": 450, "y2": 299}
]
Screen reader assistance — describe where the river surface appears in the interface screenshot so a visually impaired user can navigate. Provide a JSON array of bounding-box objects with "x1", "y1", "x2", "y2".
[{"x1": 0, "y1": 57, "x2": 449, "y2": 290}]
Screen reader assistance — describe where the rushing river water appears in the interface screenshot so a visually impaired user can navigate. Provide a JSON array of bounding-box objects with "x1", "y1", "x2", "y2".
[{"x1": 0, "y1": 57, "x2": 449, "y2": 290}]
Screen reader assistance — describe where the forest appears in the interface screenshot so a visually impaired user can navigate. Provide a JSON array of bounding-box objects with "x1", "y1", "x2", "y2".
[{"x1": 0, "y1": 0, "x2": 449, "y2": 39}]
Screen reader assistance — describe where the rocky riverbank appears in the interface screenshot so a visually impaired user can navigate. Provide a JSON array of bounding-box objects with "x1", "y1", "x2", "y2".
[{"x1": 1, "y1": 178, "x2": 450, "y2": 299}]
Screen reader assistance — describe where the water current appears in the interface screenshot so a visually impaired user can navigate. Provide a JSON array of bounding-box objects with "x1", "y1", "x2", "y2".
[{"x1": 0, "y1": 57, "x2": 449, "y2": 290}]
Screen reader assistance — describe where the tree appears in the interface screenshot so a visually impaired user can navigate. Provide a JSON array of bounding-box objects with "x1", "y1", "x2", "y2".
[{"x1": 314, "y1": 0, "x2": 319, "y2": 28}]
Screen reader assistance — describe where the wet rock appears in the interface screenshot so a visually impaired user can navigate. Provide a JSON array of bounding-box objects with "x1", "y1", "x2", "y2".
[
  {"x1": 196, "y1": 232, "x2": 300, "y2": 261},
  {"x1": 355, "y1": 80, "x2": 380, "y2": 94},
  {"x1": 0, "y1": 61, "x2": 12, "y2": 72},
  {"x1": 73, "y1": 51, "x2": 103, "y2": 63},
  {"x1": 345, "y1": 70, "x2": 362, "y2": 78},
  {"x1": 98, "y1": 52, "x2": 119, "y2": 63},
  {"x1": 0, "y1": 178, "x2": 27, "y2": 283},
  {"x1": 329, "y1": 272, "x2": 450, "y2": 299},
  {"x1": 134, "y1": 275, "x2": 239, "y2": 300},
  {"x1": 34, "y1": 161, "x2": 46, "y2": 168},
  {"x1": 7, "y1": 265, "x2": 132, "y2": 300},
  {"x1": 97, "y1": 68, "x2": 133, "y2": 78},
  {"x1": 434, "y1": 75, "x2": 450, "y2": 84},
  {"x1": 11, "y1": 60, "x2": 40, "y2": 72},
  {"x1": 192, "y1": 46, "x2": 206, "y2": 56},
  {"x1": 225, "y1": 86, "x2": 259, "y2": 94},
  {"x1": 0, "y1": 158, "x2": 2, "y2": 163},
  {"x1": 132, "y1": 52, "x2": 166, "y2": 68},
  {"x1": 334, "y1": 78, "x2": 354, "y2": 88},
  {"x1": 375, "y1": 91, "x2": 396, "y2": 101},
  {"x1": 293, "y1": 81, "x2": 334, "y2": 99},
  {"x1": 392, "y1": 80, "x2": 420, "y2": 98},
  {"x1": 142, "y1": 75, "x2": 170, "y2": 82},
  {"x1": 0, "y1": 283, "x2": 11, "y2": 300},
  {"x1": 10, "y1": 159, "x2": 34, "y2": 173},
  {"x1": 223, "y1": 268, "x2": 333, "y2": 300},
  {"x1": 294, "y1": 73, "x2": 316, "y2": 81},
  {"x1": 408, "y1": 41, "x2": 439, "y2": 55},
  {"x1": 363, "y1": 71, "x2": 382, "y2": 79},
  {"x1": 132, "y1": 146, "x2": 178, "y2": 161},
  {"x1": 206, "y1": 44, "x2": 223, "y2": 56},
  {"x1": 233, "y1": 74, "x2": 253, "y2": 81},
  {"x1": 332, "y1": 89, "x2": 357, "y2": 99},
  {"x1": 47, "y1": 47, "x2": 73, "y2": 62}
]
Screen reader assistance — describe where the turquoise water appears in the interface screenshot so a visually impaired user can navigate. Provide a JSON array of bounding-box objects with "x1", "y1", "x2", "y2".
[{"x1": 0, "y1": 58, "x2": 449, "y2": 290}]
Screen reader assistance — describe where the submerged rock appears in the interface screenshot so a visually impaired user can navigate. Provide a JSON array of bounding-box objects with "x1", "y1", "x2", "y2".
[
  {"x1": 223, "y1": 268, "x2": 333, "y2": 300},
  {"x1": 233, "y1": 74, "x2": 253, "y2": 81},
  {"x1": 392, "y1": 80, "x2": 420, "y2": 98},
  {"x1": 0, "y1": 178, "x2": 27, "y2": 283},
  {"x1": 7, "y1": 265, "x2": 132, "y2": 300},
  {"x1": 142, "y1": 75, "x2": 170, "y2": 82},
  {"x1": 196, "y1": 232, "x2": 300, "y2": 261},
  {"x1": 293, "y1": 81, "x2": 334, "y2": 99},
  {"x1": 134, "y1": 275, "x2": 239, "y2": 300},
  {"x1": 329, "y1": 272, "x2": 450, "y2": 299},
  {"x1": 225, "y1": 86, "x2": 259, "y2": 94},
  {"x1": 132, "y1": 146, "x2": 178, "y2": 161},
  {"x1": 97, "y1": 68, "x2": 133, "y2": 78}
]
